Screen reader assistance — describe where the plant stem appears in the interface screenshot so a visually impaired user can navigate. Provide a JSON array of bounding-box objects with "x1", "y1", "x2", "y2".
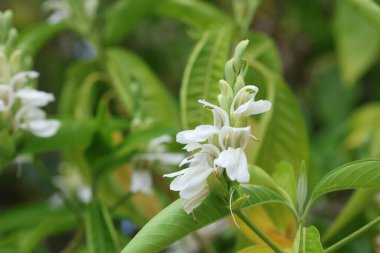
[
  {"x1": 325, "y1": 215, "x2": 380, "y2": 253},
  {"x1": 235, "y1": 209, "x2": 283, "y2": 253}
]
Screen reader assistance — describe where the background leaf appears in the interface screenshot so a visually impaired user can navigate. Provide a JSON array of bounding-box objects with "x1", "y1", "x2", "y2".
[
  {"x1": 334, "y1": 0, "x2": 380, "y2": 85},
  {"x1": 85, "y1": 199, "x2": 120, "y2": 253},
  {"x1": 180, "y1": 27, "x2": 232, "y2": 130},
  {"x1": 106, "y1": 48, "x2": 179, "y2": 128}
]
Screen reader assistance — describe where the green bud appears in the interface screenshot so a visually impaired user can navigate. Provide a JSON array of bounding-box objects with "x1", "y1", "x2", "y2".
[
  {"x1": 297, "y1": 161, "x2": 308, "y2": 216},
  {"x1": 219, "y1": 80, "x2": 233, "y2": 110},
  {"x1": 233, "y1": 39, "x2": 249, "y2": 73},
  {"x1": 233, "y1": 74, "x2": 245, "y2": 94},
  {"x1": 0, "y1": 11, "x2": 13, "y2": 44},
  {"x1": 224, "y1": 59, "x2": 235, "y2": 85}
]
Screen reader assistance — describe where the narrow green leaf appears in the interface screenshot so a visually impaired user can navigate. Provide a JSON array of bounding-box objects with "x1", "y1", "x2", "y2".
[
  {"x1": 308, "y1": 160, "x2": 380, "y2": 209},
  {"x1": 155, "y1": 0, "x2": 231, "y2": 31},
  {"x1": 106, "y1": 48, "x2": 180, "y2": 128},
  {"x1": 121, "y1": 185, "x2": 288, "y2": 253},
  {"x1": 292, "y1": 226, "x2": 324, "y2": 253},
  {"x1": 17, "y1": 22, "x2": 67, "y2": 56},
  {"x1": 104, "y1": 0, "x2": 162, "y2": 45},
  {"x1": 334, "y1": 0, "x2": 380, "y2": 85},
  {"x1": 85, "y1": 199, "x2": 120, "y2": 253},
  {"x1": 272, "y1": 162, "x2": 297, "y2": 205},
  {"x1": 180, "y1": 27, "x2": 232, "y2": 129}
]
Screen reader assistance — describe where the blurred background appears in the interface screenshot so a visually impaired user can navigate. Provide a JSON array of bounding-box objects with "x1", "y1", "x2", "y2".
[{"x1": 0, "y1": 0, "x2": 379, "y2": 252}]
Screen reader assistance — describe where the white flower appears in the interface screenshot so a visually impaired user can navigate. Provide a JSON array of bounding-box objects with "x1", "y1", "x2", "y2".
[
  {"x1": 15, "y1": 106, "x2": 60, "y2": 137},
  {"x1": 77, "y1": 185, "x2": 92, "y2": 203},
  {"x1": 15, "y1": 88, "x2": 55, "y2": 107},
  {"x1": 10, "y1": 71, "x2": 39, "y2": 89},
  {"x1": 130, "y1": 169, "x2": 153, "y2": 194},
  {"x1": 215, "y1": 126, "x2": 251, "y2": 183},
  {"x1": 198, "y1": 99, "x2": 230, "y2": 128},
  {"x1": 176, "y1": 125, "x2": 218, "y2": 151},
  {"x1": 164, "y1": 144, "x2": 219, "y2": 213},
  {"x1": 231, "y1": 85, "x2": 272, "y2": 118}
]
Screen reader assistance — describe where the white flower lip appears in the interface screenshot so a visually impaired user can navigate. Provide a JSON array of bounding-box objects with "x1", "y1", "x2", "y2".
[
  {"x1": 19, "y1": 119, "x2": 60, "y2": 138},
  {"x1": 215, "y1": 147, "x2": 249, "y2": 183},
  {"x1": 16, "y1": 88, "x2": 55, "y2": 107},
  {"x1": 198, "y1": 99, "x2": 230, "y2": 128}
]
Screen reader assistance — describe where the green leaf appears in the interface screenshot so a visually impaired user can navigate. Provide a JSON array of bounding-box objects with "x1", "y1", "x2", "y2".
[
  {"x1": 334, "y1": 0, "x2": 380, "y2": 85},
  {"x1": 19, "y1": 119, "x2": 96, "y2": 154},
  {"x1": 121, "y1": 185, "x2": 287, "y2": 253},
  {"x1": 307, "y1": 160, "x2": 380, "y2": 211},
  {"x1": 155, "y1": 0, "x2": 231, "y2": 31},
  {"x1": 247, "y1": 65, "x2": 309, "y2": 176},
  {"x1": 180, "y1": 27, "x2": 232, "y2": 130},
  {"x1": 17, "y1": 22, "x2": 67, "y2": 56},
  {"x1": 292, "y1": 226, "x2": 324, "y2": 253},
  {"x1": 106, "y1": 48, "x2": 179, "y2": 128},
  {"x1": 104, "y1": 0, "x2": 162, "y2": 45},
  {"x1": 272, "y1": 162, "x2": 297, "y2": 205},
  {"x1": 85, "y1": 199, "x2": 120, "y2": 253},
  {"x1": 345, "y1": 0, "x2": 380, "y2": 31}
]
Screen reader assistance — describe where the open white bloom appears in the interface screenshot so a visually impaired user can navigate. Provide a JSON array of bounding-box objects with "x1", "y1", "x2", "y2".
[
  {"x1": 231, "y1": 85, "x2": 272, "y2": 118},
  {"x1": 215, "y1": 126, "x2": 251, "y2": 183},
  {"x1": 15, "y1": 106, "x2": 60, "y2": 137},
  {"x1": 10, "y1": 71, "x2": 39, "y2": 89},
  {"x1": 16, "y1": 88, "x2": 55, "y2": 107},
  {"x1": 130, "y1": 169, "x2": 153, "y2": 195}
]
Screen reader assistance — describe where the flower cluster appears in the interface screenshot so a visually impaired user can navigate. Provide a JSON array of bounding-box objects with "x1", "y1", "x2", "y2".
[
  {"x1": 0, "y1": 11, "x2": 60, "y2": 138},
  {"x1": 164, "y1": 40, "x2": 272, "y2": 214}
]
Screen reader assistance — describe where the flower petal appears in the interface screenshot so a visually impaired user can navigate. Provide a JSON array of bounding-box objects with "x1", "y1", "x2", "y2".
[
  {"x1": 182, "y1": 185, "x2": 209, "y2": 214},
  {"x1": 10, "y1": 71, "x2": 39, "y2": 89},
  {"x1": 235, "y1": 99, "x2": 272, "y2": 117},
  {"x1": 214, "y1": 148, "x2": 249, "y2": 183},
  {"x1": 198, "y1": 99, "x2": 230, "y2": 128},
  {"x1": 19, "y1": 119, "x2": 60, "y2": 137},
  {"x1": 130, "y1": 170, "x2": 153, "y2": 194},
  {"x1": 176, "y1": 125, "x2": 218, "y2": 144},
  {"x1": 219, "y1": 126, "x2": 251, "y2": 150},
  {"x1": 16, "y1": 88, "x2": 55, "y2": 107}
]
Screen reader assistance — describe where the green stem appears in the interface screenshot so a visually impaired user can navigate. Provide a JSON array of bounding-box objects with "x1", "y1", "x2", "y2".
[
  {"x1": 325, "y1": 215, "x2": 380, "y2": 253},
  {"x1": 235, "y1": 209, "x2": 283, "y2": 253}
]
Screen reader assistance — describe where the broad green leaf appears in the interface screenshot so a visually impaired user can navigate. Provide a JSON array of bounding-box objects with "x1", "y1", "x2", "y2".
[
  {"x1": 272, "y1": 162, "x2": 297, "y2": 205},
  {"x1": 247, "y1": 63, "x2": 309, "y2": 176},
  {"x1": 17, "y1": 22, "x2": 67, "y2": 56},
  {"x1": 245, "y1": 33, "x2": 309, "y2": 176},
  {"x1": 85, "y1": 199, "x2": 120, "y2": 253},
  {"x1": 155, "y1": 0, "x2": 231, "y2": 31},
  {"x1": 104, "y1": 0, "x2": 162, "y2": 45},
  {"x1": 121, "y1": 185, "x2": 287, "y2": 253},
  {"x1": 308, "y1": 160, "x2": 380, "y2": 210},
  {"x1": 292, "y1": 226, "x2": 324, "y2": 253},
  {"x1": 19, "y1": 119, "x2": 96, "y2": 154},
  {"x1": 180, "y1": 27, "x2": 232, "y2": 129},
  {"x1": 323, "y1": 189, "x2": 377, "y2": 241},
  {"x1": 345, "y1": 103, "x2": 380, "y2": 154},
  {"x1": 334, "y1": 0, "x2": 380, "y2": 85},
  {"x1": 346, "y1": 0, "x2": 380, "y2": 30},
  {"x1": 106, "y1": 48, "x2": 179, "y2": 128}
]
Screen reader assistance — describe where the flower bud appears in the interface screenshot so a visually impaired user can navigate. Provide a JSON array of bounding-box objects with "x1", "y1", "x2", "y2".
[{"x1": 233, "y1": 39, "x2": 249, "y2": 72}]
